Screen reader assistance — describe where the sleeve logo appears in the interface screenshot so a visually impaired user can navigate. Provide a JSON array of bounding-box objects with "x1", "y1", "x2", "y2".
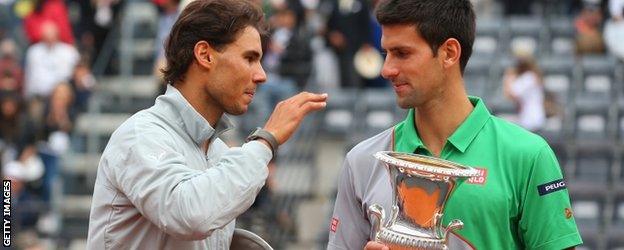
[
  {"x1": 330, "y1": 218, "x2": 339, "y2": 232},
  {"x1": 466, "y1": 167, "x2": 487, "y2": 185},
  {"x1": 564, "y1": 208, "x2": 573, "y2": 219},
  {"x1": 537, "y1": 179, "x2": 566, "y2": 196}
]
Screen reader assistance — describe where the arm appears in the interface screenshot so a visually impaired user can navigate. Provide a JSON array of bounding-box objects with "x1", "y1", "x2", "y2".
[
  {"x1": 109, "y1": 91, "x2": 327, "y2": 240},
  {"x1": 519, "y1": 145, "x2": 583, "y2": 249},
  {"x1": 327, "y1": 157, "x2": 371, "y2": 249},
  {"x1": 108, "y1": 128, "x2": 272, "y2": 240}
]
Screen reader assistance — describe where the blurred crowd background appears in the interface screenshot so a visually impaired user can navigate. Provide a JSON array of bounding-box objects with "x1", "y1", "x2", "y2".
[{"x1": 1, "y1": 0, "x2": 624, "y2": 249}]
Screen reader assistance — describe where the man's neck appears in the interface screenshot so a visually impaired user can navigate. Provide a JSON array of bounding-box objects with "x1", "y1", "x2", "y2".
[
  {"x1": 414, "y1": 85, "x2": 473, "y2": 157},
  {"x1": 173, "y1": 81, "x2": 222, "y2": 129}
]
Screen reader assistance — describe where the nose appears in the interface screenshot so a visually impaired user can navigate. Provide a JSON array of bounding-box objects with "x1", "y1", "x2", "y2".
[
  {"x1": 253, "y1": 64, "x2": 267, "y2": 84},
  {"x1": 381, "y1": 59, "x2": 399, "y2": 80}
]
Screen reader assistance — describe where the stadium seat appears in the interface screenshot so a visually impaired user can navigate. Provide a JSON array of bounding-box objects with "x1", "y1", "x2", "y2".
[
  {"x1": 503, "y1": 16, "x2": 546, "y2": 56},
  {"x1": 568, "y1": 190, "x2": 606, "y2": 234},
  {"x1": 320, "y1": 88, "x2": 358, "y2": 137},
  {"x1": 352, "y1": 88, "x2": 400, "y2": 140},
  {"x1": 539, "y1": 55, "x2": 576, "y2": 105},
  {"x1": 464, "y1": 56, "x2": 492, "y2": 98},
  {"x1": 546, "y1": 16, "x2": 575, "y2": 56},
  {"x1": 572, "y1": 104, "x2": 612, "y2": 142},
  {"x1": 572, "y1": 145, "x2": 614, "y2": 185},
  {"x1": 576, "y1": 55, "x2": 618, "y2": 105},
  {"x1": 612, "y1": 191, "x2": 624, "y2": 231}
]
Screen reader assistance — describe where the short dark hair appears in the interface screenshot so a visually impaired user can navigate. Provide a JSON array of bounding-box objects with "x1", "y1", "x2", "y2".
[
  {"x1": 161, "y1": 0, "x2": 268, "y2": 84},
  {"x1": 375, "y1": 0, "x2": 475, "y2": 73}
]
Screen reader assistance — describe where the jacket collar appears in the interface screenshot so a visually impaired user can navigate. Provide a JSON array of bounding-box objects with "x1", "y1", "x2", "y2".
[{"x1": 156, "y1": 84, "x2": 234, "y2": 145}]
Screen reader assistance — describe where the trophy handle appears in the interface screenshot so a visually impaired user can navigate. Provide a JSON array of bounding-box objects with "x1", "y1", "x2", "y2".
[
  {"x1": 368, "y1": 204, "x2": 386, "y2": 241},
  {"x1": 443, "y1": 219, "x2": 464, "y2": 239}
]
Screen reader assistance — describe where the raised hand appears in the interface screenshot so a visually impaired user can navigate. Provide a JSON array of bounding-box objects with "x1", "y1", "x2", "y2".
[{"x1": 263, "y1": 92, "x2": 328, "y2": 144}]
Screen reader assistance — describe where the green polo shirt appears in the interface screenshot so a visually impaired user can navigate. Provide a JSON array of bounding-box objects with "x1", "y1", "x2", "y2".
[{"x1": 394, "y1": 97, "x2": 582, "y2": 249}]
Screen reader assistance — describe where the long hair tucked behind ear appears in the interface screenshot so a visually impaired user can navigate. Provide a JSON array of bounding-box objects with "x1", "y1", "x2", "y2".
[{"x1": 161, "y1": 0, "x2": 268, "y2": 85}]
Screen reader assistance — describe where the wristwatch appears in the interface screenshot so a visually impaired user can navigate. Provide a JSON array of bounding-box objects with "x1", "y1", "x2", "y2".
[{"x1": 246, "y1": 127, "x2": 279, "y2": 156}]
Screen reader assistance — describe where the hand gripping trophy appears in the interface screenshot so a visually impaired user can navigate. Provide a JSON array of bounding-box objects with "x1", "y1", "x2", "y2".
[{"x1": 369, "y1": 151, "x2": 479, "y2": 249}]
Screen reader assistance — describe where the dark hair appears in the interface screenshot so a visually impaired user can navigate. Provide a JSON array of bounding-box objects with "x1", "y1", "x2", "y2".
[
  {"x1": 375, "y1": 0, "x2": 475, "y2": 73},
  {"x1": 161, "y1": 0, "x2": 268, "y2": 84}
]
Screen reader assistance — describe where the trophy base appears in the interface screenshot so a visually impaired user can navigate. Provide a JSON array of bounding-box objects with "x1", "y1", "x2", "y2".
[{"x1": 377, "y1": 226, "x2": 447, "y2": 250}]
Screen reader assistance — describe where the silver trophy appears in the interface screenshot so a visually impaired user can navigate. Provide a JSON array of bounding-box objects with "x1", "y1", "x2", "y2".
[{"x1": 369, "y1": 151, "x2": 479, "y2": 249}]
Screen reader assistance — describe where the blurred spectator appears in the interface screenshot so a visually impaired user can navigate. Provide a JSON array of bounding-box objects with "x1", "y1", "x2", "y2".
[
  {"x1": 0, "y1": 39, "x2": 23, "y2": 93},
  {"x1": 502, "y1": 0, "x2": 534, "y2": 15},
  {"x1": 70, "y1": 0, "x2": 122, "y2": 65},
  {"x1": 69, "y1": 60, "x2": 95, "y2": 114},
  {"x1": 153, "y1": 0, "x2": 180, "y2": 67},
  {"x1": 574, "y1": 3, "x2": 606, "y2": 55},
  {"x1": 0, "y1": 90, "x2": 45, "y2": 230},
  {"x1": 360, "y1": 0, "x2": 386, "y2": 88},
  {"x1": 45, "y1": 83, "x2": 73, "y2": 134},
  {"x1": 23, "y1": 0, "x2": 74, "y2": 45},
  {"x1": 609, "y1": 0, "x2": 624, "y2": 20},
  {"x1": 503, "y1": 56, "x2": 546, "y2": 131},
  {"x1": 268, "y1": 1, "x2": 313, "y2": 89},
  {"x1": 325, "y1": 0, "x2": 371, "y2": 88},
  {"x1": 254, "y1": 2, "x2": 310, "y2": 123},
  {"x1": 0, "y1": 0, "x2": 18, "y2": 38},
  {"x1": 24, "y1": 21, "x2": 79, "y2": 99},
  {"x1": 0, "y1": 91, "x2": 41, "y2": 162},
  {"x1": 153, "y1": 0, "x2": 180, "y2": 94},
  {"x1": 43, "y1": 83, "x2": 73, "y2": 154},
  {"x1": 14, "y1": 230, "x2": 45, "y2": 250},
  {"x1": 470, "y1": 0, "x2": 496, "y2": 17},
  {"x1": 604, "y1": 0, "x2": 624, "y2": 60}
]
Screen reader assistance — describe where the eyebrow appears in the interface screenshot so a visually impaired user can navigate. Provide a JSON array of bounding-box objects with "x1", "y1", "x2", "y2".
[
  {"x1": 383, "y1": 46, "x2": 411, "y2": 52},
  {"x1": 243, "y1": 50, "x2": 262, "y2": 60}
]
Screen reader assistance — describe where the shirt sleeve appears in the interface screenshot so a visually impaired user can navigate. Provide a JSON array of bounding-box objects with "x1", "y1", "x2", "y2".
[
  {"x1": 106, "y1": 124, "x2": 272, "y2": 241},
  {"x1": 519, "y1": 145, "x2": 583, "y2": 250},
  {"x1": 327, "y1": 157, "x2": 370, "y2": 250}
]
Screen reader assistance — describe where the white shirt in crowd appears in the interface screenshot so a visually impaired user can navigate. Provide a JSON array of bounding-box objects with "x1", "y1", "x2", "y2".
[
  {"x1": 24, "y1": 42, "x2": 79, "y2": 98},
  {"x1": 510, "y1": 71, "x2": 545, "y2": 131}
]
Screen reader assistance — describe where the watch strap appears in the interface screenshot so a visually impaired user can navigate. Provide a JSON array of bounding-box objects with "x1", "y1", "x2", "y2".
[{"x1": 246, "y1": 127, "x2": 279, "y2": 156}]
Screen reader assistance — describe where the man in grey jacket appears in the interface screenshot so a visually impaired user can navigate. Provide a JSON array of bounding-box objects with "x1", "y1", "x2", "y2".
[{"x1": 86, "y1": 0, "x2": 328, "y2": 249}]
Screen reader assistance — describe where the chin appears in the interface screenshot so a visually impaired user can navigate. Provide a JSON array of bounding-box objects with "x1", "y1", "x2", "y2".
[
  {"x1": 396, "y1": 99, "x2": 412, "y2": 109},
  {"x1": 226, "y1": 106, "x2": 247, "y2": 116}
]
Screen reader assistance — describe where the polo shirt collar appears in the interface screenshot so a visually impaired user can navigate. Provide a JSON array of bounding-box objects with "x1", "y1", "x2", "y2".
[{"x1": 394, "y1": 96, "x2": 491, "y2": 153}]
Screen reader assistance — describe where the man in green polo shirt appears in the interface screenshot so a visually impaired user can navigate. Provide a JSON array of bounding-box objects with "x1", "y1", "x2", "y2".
[{"x1": 327, "y1": 0, "x2": 582, "y2": 249}]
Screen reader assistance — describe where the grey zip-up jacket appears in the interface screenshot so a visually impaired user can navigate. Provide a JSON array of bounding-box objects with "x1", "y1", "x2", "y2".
[{"x1": 86, "y1": 85, "x2": 272, "y2": 249}]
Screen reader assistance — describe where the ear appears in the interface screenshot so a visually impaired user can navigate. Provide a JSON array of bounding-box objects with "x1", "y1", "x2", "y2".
[
  {"x1": 439, "y1": 38, "x2": 461, "y2": 70},
  {"x1": 194, "y1": 40, "x2": 214, "y2": 69}
]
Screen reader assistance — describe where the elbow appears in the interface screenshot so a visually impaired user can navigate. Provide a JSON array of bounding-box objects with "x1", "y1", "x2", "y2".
[
  {"x1": 159, "y1": 195, "x2": 238, "y2": 241},
  {"x1": 162, "y1": 219, "x2": 216, "y2": 241}
]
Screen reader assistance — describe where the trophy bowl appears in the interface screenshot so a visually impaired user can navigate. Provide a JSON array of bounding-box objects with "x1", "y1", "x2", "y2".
[{"x1": 369, "y1": 151, "x2": 479, "y2": 250}]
